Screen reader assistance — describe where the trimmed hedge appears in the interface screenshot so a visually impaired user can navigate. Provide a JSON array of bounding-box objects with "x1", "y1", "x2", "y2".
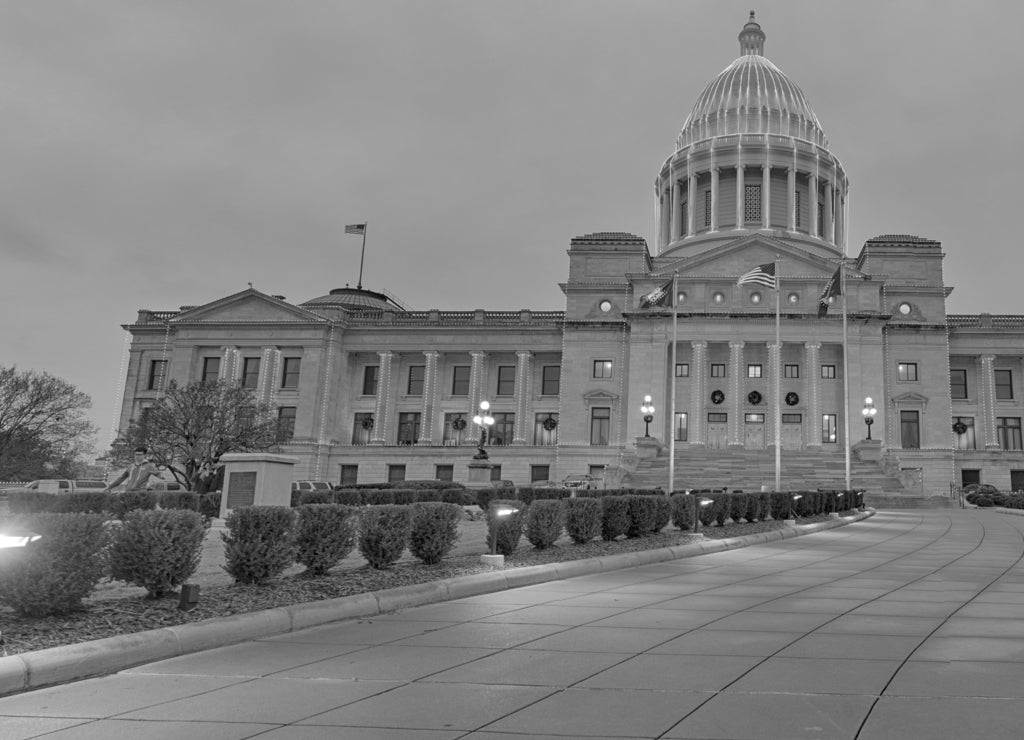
[
  {"x1": 525, "y1": 499, "x2": 565, "y2": 550},
  {"x1": 601, "y1": 496, "x2": 631, "y2": 541},
  {"x1": 295, "y1": 504, "x2": 359, "y2": 575},
  {"x1": 359, "y1": 505, "x2": 413, "y2": 569},
  {"x1": 485, "y1": 499, "x2": 524, "y2": 556},
  {"x1": 109, "y1": 509, "x2": 209, "y2": 597},
  {"x1": 565, "y1": 497, "x2": 602, "y2": 544},
  {"x1": 409, "y1": 502, "x2": 462, "y2": 564},
  {"x1": 626, "y1": 496, "x2": 660, "y2": 537},
  {"x1": 0, "y1": 512, "x2": 110, "y2": 616},
  {"x1": 158, "y1": 491, "x2": 201, "y2": 511},
  {"x1": 670, "y1": 493, "x2": 694, "y2": 531},
  {"x1": 221, "y1": 506, "x2": 296, "y2": 585}
]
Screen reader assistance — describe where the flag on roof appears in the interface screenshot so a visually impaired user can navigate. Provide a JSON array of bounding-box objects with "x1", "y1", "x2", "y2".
[
  {"x1": 817, "y1": 265, "x2": 843, "y2": 317},
  {"x1": 345, "y1": 223, "x2": 366, "y2": 235},
  {"x1": 737, "y1": 262, "x2": 777, "y2": 289},
  {"x1": 640, "y1": 279, "x2": 673, "y2": 308}
]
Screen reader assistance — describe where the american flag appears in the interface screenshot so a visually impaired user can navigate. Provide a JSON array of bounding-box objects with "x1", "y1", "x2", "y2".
[
  {"x1": 737, "y1": 262, "x2": 777, "y2": 289},
  {"x1": 344, "y1": 223, "x2": 366, "y2": 235}
]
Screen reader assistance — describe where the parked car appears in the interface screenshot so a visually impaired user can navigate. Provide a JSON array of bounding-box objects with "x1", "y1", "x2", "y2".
[
  {"x1": 291, "y1": 480, "x2": 332, "y2": 493},
  {"x1": 489, "y1": 479, "x2": 515, "y2": 489},
  {"x1": 7, "y1": 479, "x2": 106, "y2": 495},
  {"x1": 562, "y1": 474, "x2": 598, "y2": 491},
  {"x1": 147, "y1": 480, "x2": 185, "y2": 492}
]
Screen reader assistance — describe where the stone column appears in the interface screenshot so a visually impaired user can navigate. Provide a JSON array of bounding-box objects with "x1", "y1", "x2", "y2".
[
  {"x1": 687, "y1": 172, "x2": 698, "y2": 237},
  {"x1": 467, "y1": 351, "x2": 488, "y2": 446},
  {"x1": 418, "y1": 351, "x2": 439, "y2": 444},
  {"x1": 824, "y1": 180, "x2": 835, "y2": 245},
  {"x1": 670, "y1": 177, "x2": 681, "y2": 242},
  {"x1": 980, "y1": 354, "x2": 1000, "y2": 449},
  {"x1": 767, "y1": 342, "x2": 781, "y2": 450},
  {"x1": 835, "y1": 185, "x2": 844, "y2": 249},
  {"x1": 810, "y1": 173, "x2": 819, "y2": 238},
  {"x1": 729, "y1": 340, "x2": 745, "y2": 447},
  {"x1": 218, "y1": 347, "x2": 239, "y2": 382},
  {"x1": 371, "y1": 351, "x2": 395, "y2": 445},
  {"x1": 787, "y1": 166, "x2": 797, "y2": 232},
  {"x1": 660, "y1": 188, "x2": 670, "y2": 248},
  {"x1": 691, "y1": 341, "x2": 707, "y2": 445},
  {"x1": 513, "y1": 351, "x2": 532, "y2": 445},
  {"x1": 762, "y1": 163, "x2": 771, "y2": 229},
  {"x1": 256, "y1": 348, "x2": 281, "y2": 406},
  {"x1": 735, "y1": 161, "x2": 745, "y2": 229},
  {"x1": 710, "y1": 167, "x2": 720, "y2": 232},
  {"x1": 805, "y1": 342, "x2": 821, "y2": 448}
]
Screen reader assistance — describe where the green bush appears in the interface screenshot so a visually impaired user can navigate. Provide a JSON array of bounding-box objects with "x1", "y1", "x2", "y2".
[
  {"x1": 409, "y1": 502, "x2": 462, "y2": 564},
  {"x1": 601, "y1": 496, "x2": 631, "y2": 541},
  {"x1": 109, "y1": 509, "x2": 208, "y2": 598},
  {"x1": 670, "y1": 493, "x2": 692, "y2": 530},
  {"x1": 485, "y1": 499, "x2": 524, "y2": 556},
  {"x1": 50, "y1": 492, "x2": 112, "y2": 513},
  {"x1": 728, "y1": 493, "x2": 747, "y2": 524},
  {"x1": 6, "y1": 490, "x2": 54, "y2": 514},
  {"x1": 650, "y1": 494, "x2": 671, "y2": 532},
  {"x1": 221, "y1": 506, "x2": 296, "y2": 585},
  {"x1": 159, "y1": 491, "x2": 200, "y2": 511},
  {"x1": 110, "y1": 490, "x2": 158, "y2": 520},
  {"x1": 0, "y1": 513, "x2": 110, "y2": 616},
  {"x1": 626, "y1": 495, "x2": 658, "y2": 538},
  {"x1": 525, "y1": 499, "x2": 565, "y2": 550},
  {"x1": 295, "y1": 504, "x2": 358, "y2": 575},
  {"x1": 441, "y1": 488, "x2": 473, "y2": 506},
  {"x1": 359, "y1": 505, "x2": 412, "y2": 569},
  {"x1": 199, "y1": 492, "x2": 222, "y2": 519},
  {"x1": 975, "y1": 495, "x2": 995, "y2": 507},
  {"x1": 699, "y1": 494, "x2": 720, "y2": 527},
  {"x1": 363, "y1": 490, "x2": 397, "y2": 506},
  {"x1": 743, "y1": 493, "x2": 760, "y2": 522},
  {"x1": 298, "y1": 490, "x2": 332, "y2": 506},
  {"x1": 565, "y1": 497, "x2": 602, "y2": 543},
  {"x1": 333, "y1": 489, "x2": 364, "y2": 506}
]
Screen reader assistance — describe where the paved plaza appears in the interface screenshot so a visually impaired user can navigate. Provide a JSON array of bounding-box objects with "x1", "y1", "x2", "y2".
[{"x1": 2, "y1": 508, "x2": 1023, "y2": 739}]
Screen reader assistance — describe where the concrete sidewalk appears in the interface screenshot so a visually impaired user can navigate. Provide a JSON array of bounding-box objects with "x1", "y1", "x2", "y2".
[{"x1": 2, "y1": 509, "x2": 1023, "y2": 739}]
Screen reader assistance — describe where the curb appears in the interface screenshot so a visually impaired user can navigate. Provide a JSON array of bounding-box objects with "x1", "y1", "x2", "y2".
[{"x1": 0, "y1": 510, "x2": 873, "y2": 697}]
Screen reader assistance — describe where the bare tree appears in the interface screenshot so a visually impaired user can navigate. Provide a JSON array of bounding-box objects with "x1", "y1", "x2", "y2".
[
  {"x1": 0, "y1": 366, "x2": 96, "y2": 479},
  {"x1": 109, "y1": 379, "x2": 280, "y2": 491}
]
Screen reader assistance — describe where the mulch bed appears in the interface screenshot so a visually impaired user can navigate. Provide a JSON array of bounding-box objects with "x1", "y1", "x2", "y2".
[{"x1": 0, "y1": 517, "x2": 828, "y2": 657}]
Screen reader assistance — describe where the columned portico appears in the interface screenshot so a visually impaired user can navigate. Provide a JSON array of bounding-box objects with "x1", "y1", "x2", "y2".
[
  {"x1": 513, "y1": 351, "x2": 532, "y2": 445},
  {"x1": 418, "y1": 351, "x2": 439, "y2": 444},
  {"x1": 691, "y1": 340, "x2": 708, "y2": 445},
  {"x1": 371, "y1": 351, "x2": 395, "y2": 444},
  {"x1": 728, "y1": 340, "x2": 745, "y2": 446},
  {"x1": 805, "y1": 341, "x2": 822, "y2": 448},
  {"x1": 979, "y1": 354, "x2": 1000, "y2": 449}
]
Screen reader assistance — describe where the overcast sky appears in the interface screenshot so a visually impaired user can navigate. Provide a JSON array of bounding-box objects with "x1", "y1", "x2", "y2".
[{"x1": 3, "y1": 0, "x2": 1022, "y2": 452}]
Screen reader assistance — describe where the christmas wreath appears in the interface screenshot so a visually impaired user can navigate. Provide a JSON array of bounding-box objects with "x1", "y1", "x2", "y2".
[
  {"x1": 785, "y1": 392, "x2": 800, "y2": 406},
  {"x1": 542, "y1": 417, "x2": 558, "y2": 431},
  {"x1": 711, "y1": 390, "x2": 725, "y2": 405},
  {"x1": 361, "y1": 417, "x2": 375, "y2": 430},
  {"x1": 952, "y1": 421, "x2": 968, "y2": 435},
  {"x1": 452, "y1": 417, "x2": 467, "y2": 431},
  {"x1": 747, "y1": 390, "x2": 762, "y2": 405}
]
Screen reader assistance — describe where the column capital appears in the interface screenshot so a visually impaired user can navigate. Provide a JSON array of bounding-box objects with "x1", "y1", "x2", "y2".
[
  {"x1": 691, "y1": 340, "x2": 708, "y2": 350},
  {"x1": 804, "y1": 341, "x2": 822, "y2": 351},
  {"x1": 470, "y1": 351, "x2": 488, "y2": 359},
  {"x1": 377, "y1": 350, "x2": 395, "y2": 361},
  {"x1": 516, "y1": 350, "x2": 533, "y2": 359},
  {"x1": 423, "y1": 350, "x2": 440, "y2": 359},
  {"x1": 980, "y1": 354, "x2": 997, "y2": 364},
  {"x1": 729, "y1": 340, "x2": 746, "y2": 349}
]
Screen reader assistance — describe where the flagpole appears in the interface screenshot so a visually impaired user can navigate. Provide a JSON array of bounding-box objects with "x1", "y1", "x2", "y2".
[
  {"x1": 356, "y1": 222, "x2": 368, "y2": 290},
  {"x1": 841, "y1": 258, "x2": 851, "y2": 491},
  {"x1": 668, "y1": 271, "x2": 678, "y2": 494},
  {"x1": 774, "y1": 256, "x2": 781, "y2": 492}
]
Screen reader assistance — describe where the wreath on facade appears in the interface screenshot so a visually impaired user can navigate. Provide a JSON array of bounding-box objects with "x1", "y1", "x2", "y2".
[
  {"x1": 747, "y1": 390, "x2": 762, "y2": 405},
  {"x1": 452, "y1": 417, "x2": 467, "y2": 431},
  {"x1": 952, "y1": 421, "x2": 968, "y2": 435},
  {"x1": 711, "y1": 390, "x2": 725, "y2": 405},
  {"x1": 542, "y1": 417, "x2": 558, "y2": 431},
  {"x1": 785, "y1": 392, "x2": 800, "y2": 406},
  {"x1": 361, "y1": 416, "x2": 375, "y2": 430}
]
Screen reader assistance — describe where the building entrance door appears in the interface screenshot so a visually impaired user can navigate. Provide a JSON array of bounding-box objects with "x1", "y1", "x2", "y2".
[
  {"x1": 744, "y1": 413, "x2": 765, "y2": 449},
  {"x1": 707, "y1": 412, "x2": 727, "y2": 450},
  {"x1": 782, "y1": 414, "x2": 802, "y2": 450}
]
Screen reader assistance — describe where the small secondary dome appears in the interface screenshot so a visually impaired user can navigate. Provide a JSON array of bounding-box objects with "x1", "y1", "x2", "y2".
[
  {"x1": 676, "y1": 12, "x2": 827, "y2": 149},
  {"x1": 301, "y1": 287, "x2": 403, "y2": 312}
]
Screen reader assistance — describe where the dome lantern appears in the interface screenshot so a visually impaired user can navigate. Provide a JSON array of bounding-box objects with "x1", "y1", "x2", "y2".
[{"x1": 739, "y1": 10, "x2": 765, "y2": 56}]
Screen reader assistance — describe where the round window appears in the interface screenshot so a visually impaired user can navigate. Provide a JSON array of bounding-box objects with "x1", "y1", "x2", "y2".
[
  {"x1": 788, "y1": 292, "x2": 799, "y2": 304},
  {"x1": 750, "y1": 292, "x2": 762, "y2": 305},
  {"x1": 712, "y1": 292, "x2": 725, "y2": 304},
  {"x1": 599, "y1": 300, "x2": 612, "y2": 313},
  {"x1": 898, "y1": 302, "x2": 912, "y2": 316},
  {"x1": 676, "y1": 291, "x2": 687, "y2": 305}
]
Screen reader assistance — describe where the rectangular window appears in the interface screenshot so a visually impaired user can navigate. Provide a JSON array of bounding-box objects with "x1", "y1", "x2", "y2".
[
  {"x1": 450, "y1": 365, "x2": 470, "y2": 396},
  {"x1": 953, "y1": 416, "x2": 976, "y2": 451},
  {"x1": 995, "y1": 369, "x2": 1014, "y2": 400},
  {"x1": 704, "y1": 190, "x2": 712, "y2": 227},
  {"x1": 534, "y1": 413, "x2": 558, "y2": 445},
  {"x1": 496, "y1": 365, "x2": 516, "y2": 396},
  {"x1": 541, "y1": 365, "x2": 560, "y2": 395},
  {"x1": 782, "y1": 413, "x2": 802, "y2": 423},
  {"x1": 362, "y1": 366, "x2": 379, "y2": 396},
  {"x1": 443, "y1": 413, "x2": 467, "y2": 445},
  {"x1": 490, "y1": 465, "x2": 503, "y2": 482},
  {"x1": 708, "y1": 412, "x2": 727, "y2": 423},
  {"x1": 897, "y1": 362, "x2": 918, "y2": 382},
  {"x1": 795, "y1": 190, "x2": 802, "y2": 228},
  {"x1": 340, "y1": 464, "x2": 358, "y2": 486},
  {"x1": 682, "y1": 202, "x2": 688, "y2": 234},
  {"x1": 675, "y1": 412, "x2": 688, "y2": 442},
  {"x1": 822, "y1": 413, "x2": 837, "y2": 444},
  {"x1": 435, "y1": 464, "x2": 454, "y2": 482},
  {"x1": 784, "y1": 364, "x2": 800, "y2": 379},
  {"x1": 352, "y1": 413, "x2": 373, "y2": 444},
  {"x1": 744, "y1": 413, "x2": 765, "y2": 423},
  {"x1": 593, "y1": 360, "x2": 613, "y2": 379},
  {"x1": 900, "y1": 410, "x2": 920, "y2": 449},
  {"x1": 397, "y1": 412, "x2": 420, "y2": 444},
  {"x1": 747, "y1": 364, "x2": 762, "y2": 379},
  {"x1": 817, "y1": 201, "x2": 824, "y2": 235},
  {"x1": 240, "y1": 358, "x2": 260, "y2": 389},
  {"x1": 407, "y1": 365, "x2": 425, "y2": 395},
  {"x1": 281, "y1": 357, "x2": 301, "y2": 389},
  {"x1": 277, "y1": 406, "x2": 296, "y2": 442},
  {"x1": 147, "y1": 359, "x2": 167, "y2": 391},
  {"x1": 675, "y1": 363, "x2": 689, "y2": 378},
  {"x1": 997, "y1": 417, "x2": 1022, "y2": 450},
  {"x1": 711, "y1": 363, "x2": 726, "y2": 378},
  {"x1": 590, "y1": 407, "x2": 611, "y2": 446},
  {"x1": 821, "y1": 364, "x2": 836, "y2": 379},
  {"x1": 531, "y1": 465, "x2": 550, "y2": 483},
  {"x1": 744, "y1": 183, "x2": 761, "y2": 222},
  {"x1": 387, "y1": 465, "x2": 406, "y2": 483},
  {"x1": 491, "y1": 412, "x2": 515, "y2": 446},
  {"x1": 950, "y1": 369, "x2": 968, "y2": 400},
  {"x1": 201, "y1": 357, "x2": 220, "y2": 384}
]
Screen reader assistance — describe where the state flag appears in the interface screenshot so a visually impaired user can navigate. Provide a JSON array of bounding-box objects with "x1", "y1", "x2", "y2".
[
  {"x1": 817, "y1": 265, "x2": 843, "y2": 317},
  {"x1": 640, "y1": 279, "x2": 673, "y2": 308}
]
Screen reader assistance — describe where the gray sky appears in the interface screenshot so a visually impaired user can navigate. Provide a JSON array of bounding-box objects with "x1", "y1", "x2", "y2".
[{"x1": 3, "y1": 0, "x2": 1021, "y2": 451}]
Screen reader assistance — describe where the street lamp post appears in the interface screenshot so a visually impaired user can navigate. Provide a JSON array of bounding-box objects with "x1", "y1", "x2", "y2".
[
  {"x1": 862, "y1": 397, "x2": 877, "y2": 440},
  {"x1": 472, "y1": 400, "x2": 495, "y2": 460},
  {"x1": 641, "y1": 394, "x2": 655, "y2": 438}
]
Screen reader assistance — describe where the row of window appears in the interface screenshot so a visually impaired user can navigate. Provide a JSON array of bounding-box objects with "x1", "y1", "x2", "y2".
[
  {"x1": 147, "y1": 357, "x2": 302, "y2": 391},
  {"x1": 950, "y1": 368, "x2": 1015, "y2": 400},
  {"x1": 362, "y1": 365, "x2": 562, "y2": 397},
  {"x1": 680, "y1": 186, "x2": 821, "y2": 231},
  {"x1": 673, "y1": 363, "x2": 838, "y2": 379},
  {"x1": 341, "y1": 463, "x2": 605, "y2": 486},
  {"x1": 668, "y1": 412, "x2": 838, "y2": 443}
]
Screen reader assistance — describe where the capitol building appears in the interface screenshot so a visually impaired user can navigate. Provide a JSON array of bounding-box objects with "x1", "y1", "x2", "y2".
[{"x1": 115, "y1": 14, "x2": 1024, "y2": 496}]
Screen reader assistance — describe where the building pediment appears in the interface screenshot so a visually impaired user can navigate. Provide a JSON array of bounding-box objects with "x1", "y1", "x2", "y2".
[
  {"x1": 172, "y1": 289, "x2": 326, "y2": 324},
  {"x1": 891, "y1": 392, "x2": 929, "y2": 407},
  {"x1": 653, "y1": 235, "x2": 850, "y2": 281}
]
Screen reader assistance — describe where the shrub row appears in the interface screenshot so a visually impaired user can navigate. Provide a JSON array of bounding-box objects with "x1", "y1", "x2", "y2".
[
  {"x1": 296, "y1": 488, "x2": 475, "y2": 507},
  {"x1": 7, "y1": 490, "x2": 222, "y2": 520}
]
